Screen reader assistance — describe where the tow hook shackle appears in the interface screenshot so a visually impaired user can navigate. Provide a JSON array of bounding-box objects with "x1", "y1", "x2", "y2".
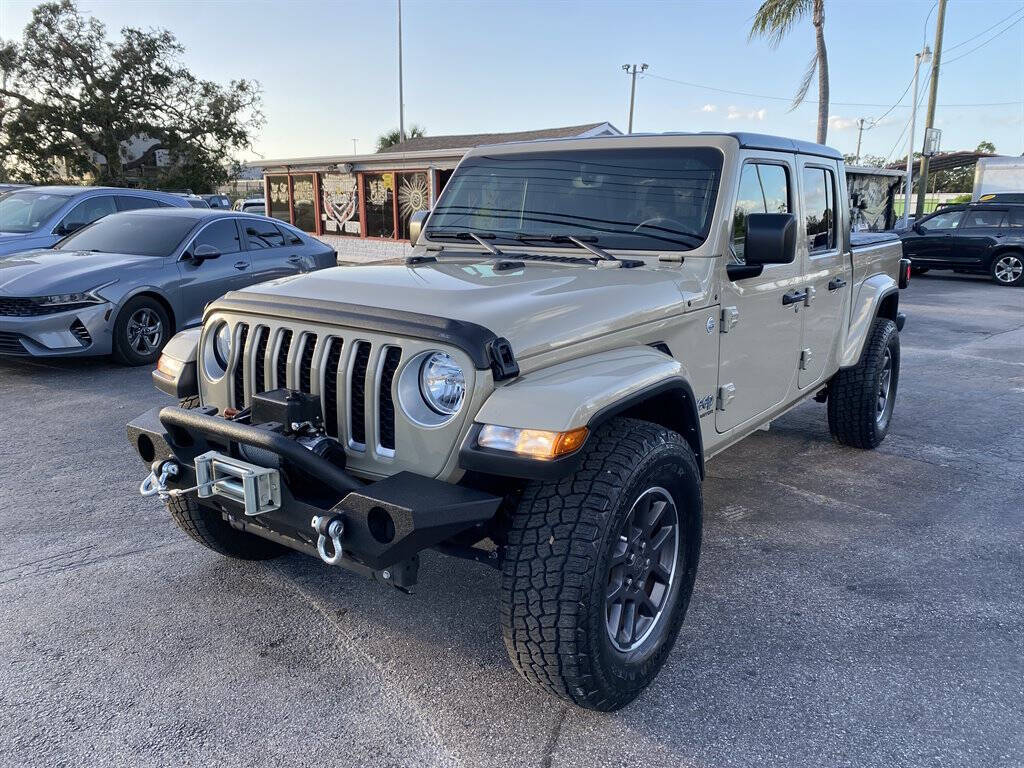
[
  {"x1": 312, "y1": 514, "x2": 345, "y2": 566},
  {"x1": 140, "y1": 460, "x2": 180, "y2": 498}
]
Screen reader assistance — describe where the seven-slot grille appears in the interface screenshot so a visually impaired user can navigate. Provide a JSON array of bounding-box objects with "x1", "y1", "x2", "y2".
[{"x1": 227, "y1": 325, "x2": 404, "y2": 456}]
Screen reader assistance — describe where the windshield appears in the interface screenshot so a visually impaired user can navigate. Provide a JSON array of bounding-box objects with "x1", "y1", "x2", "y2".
[
  {"x1": 428, "y1": 147, "x2": 723, "y2": 250},
  {"x1": 56, "y1": 213, "x2": 198, "y2": 257},
  {"x1": 0, "y1": 191, "x2": 70, "y2": 233}
]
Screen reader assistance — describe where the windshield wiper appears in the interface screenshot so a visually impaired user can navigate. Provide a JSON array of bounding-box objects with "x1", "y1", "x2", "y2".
[
  {"x1": 425, "y1": 229, "x2": 503, "y2": 256},
  {"x1": 512, "y1": 233, "x2": 619, "y2": 262}
]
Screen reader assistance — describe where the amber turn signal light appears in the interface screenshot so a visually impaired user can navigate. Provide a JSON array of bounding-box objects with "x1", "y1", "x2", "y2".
[{"x1": 477, "y1": 425, "x2": 589, "y2": 460}]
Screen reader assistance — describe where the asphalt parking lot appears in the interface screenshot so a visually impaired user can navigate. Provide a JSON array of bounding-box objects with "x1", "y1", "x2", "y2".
[{"x1": 1, "y1": 273, "x2": 1021, "y2": 768}]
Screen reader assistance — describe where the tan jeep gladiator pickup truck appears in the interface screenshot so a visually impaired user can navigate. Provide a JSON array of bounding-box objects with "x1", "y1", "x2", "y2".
[{"x1": 129, "y1": 132, "x2": 910, "y2": 710}]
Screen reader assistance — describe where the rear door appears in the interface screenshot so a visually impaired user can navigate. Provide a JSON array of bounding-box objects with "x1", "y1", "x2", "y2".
[
  {"x1": 175, "y1": 218, "x2": 251, "y2": 327},
  {"x1": 242, "y1": 220, "x2": 305, "y2": 281},
  {"x1": 717, "y1": 154, "x2": 803, "y2": 433},
  {"x1": 956, "y1": 208, "x2": 1007, "y2": 267},
  {"x1": 796, "y1": 159, "x2": 848, "y2": 389}
]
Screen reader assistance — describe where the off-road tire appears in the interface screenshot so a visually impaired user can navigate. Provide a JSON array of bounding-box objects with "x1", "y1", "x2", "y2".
[
  {"x1": 167, "y1": 494, "x2": 286, "y2": 560},
  {"x1": 501, "y1": 417, "x2": 702, "y2": 711},
  {"x1": 179, "y1": 395, "x2": 201, "y2": 409},
  {"x1": 112, "y1": 295, "x2": 170, "y2": 366},
  {"x1": 990, "y1": 251, "x2": 1024, "y2": 287},
  {"x1": 827, "y1": 317, "x2": 900, "y2": 449}
]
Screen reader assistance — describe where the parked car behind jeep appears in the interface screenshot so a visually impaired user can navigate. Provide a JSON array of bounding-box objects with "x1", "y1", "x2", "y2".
[
  {"x1": 900, "y1": 202, "x2": 1024, "y2": 286},
  {"x1": 0, "y1": 209, "x2": 336, "y2": 364},
  {"x1": 0, "y1": 186, "x2": 189, "y2": 257}
]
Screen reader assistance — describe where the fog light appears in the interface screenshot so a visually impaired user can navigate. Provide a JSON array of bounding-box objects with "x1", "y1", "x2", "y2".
[{"x1": 477, "y1": 425, "x2": 588, "y2": 459}]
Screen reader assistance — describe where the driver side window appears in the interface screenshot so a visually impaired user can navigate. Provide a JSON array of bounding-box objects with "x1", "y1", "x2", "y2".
[
  {"x1": 731, "y1": 163, "x2": 790, "y2": 263},
  {"x1": 922, "y1": 210, "x2": 964, "y2": 231},
  {"x1": 58, "y1": 195, "x2": 117, "y2": 234}
]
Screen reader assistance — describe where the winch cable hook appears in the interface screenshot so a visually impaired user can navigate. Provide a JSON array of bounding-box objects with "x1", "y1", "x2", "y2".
[{"x1": 311, "y1": 514, "x2": 345, "y2": 566}]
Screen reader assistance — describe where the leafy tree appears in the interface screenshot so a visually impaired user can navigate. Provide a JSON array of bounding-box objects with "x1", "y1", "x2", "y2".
[
  {"x1": 844, "y1": 153, "x2": 886, "y2": 168},
  {"x1": 377, "y1": 124, "x2": 426, "y2": 152},
  {"x1": 0, "y1": 1, "x2": 263, "y2": 188},
  {"x1": 976, "y1": 140, "x2": 996, "y2": 154},
  {"x1": 750, "y1": 0, "x2": 830, "y2": 144}
]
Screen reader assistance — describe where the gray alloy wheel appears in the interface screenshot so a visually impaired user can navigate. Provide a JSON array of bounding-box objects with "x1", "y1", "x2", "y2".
[
  {"x1": 991, "y1": 253, "x2": 1024, "y2": 286},
  {"x1": 605, "y1": 486, "x2": 680, "y2": 652},
  {"x1": 876, "y1": 346, "x2": 896, "y2": 430},
  {"x1": 126, "y1": 307, "x2": 164, "y2": 356}
]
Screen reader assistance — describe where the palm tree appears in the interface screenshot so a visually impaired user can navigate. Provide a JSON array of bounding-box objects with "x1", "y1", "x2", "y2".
[
  {"x1": 376, "y1": 124, "x2": 426, "y2": 152},
  {"x1": 750, "y1": 0, "x2": 830, "y2": 145}
]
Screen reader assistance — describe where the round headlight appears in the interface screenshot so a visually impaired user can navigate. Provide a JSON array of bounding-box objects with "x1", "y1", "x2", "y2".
[
  {"x1": 213, "y1": 323, "x2": 232, "y2": 370},
  {"x1": 419, "y1": 351, "x2": 465, "y2": 415}
]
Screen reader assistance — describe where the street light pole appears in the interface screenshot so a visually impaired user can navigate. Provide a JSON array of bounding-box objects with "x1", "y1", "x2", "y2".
[
  {"x1": 904, "y1": 46, "x2": 930, "y2": 227},
  {"x1": 915, "y1": 0, "x2": 946, "y2": 217},
  {"x1": 398, "y1": 0, "x2": 405, "y2": 143},
  {"x1": 622, "y1": 63, "x2": 648, "y2": 134}
]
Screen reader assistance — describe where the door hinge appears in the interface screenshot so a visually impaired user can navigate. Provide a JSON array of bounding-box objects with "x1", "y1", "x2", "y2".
[
  {"x1": 716, "y1": 383, "x2": 736, "y2": 410},
  {"x1": 720, "y1": 306, "x2": 740, "y2": 333},
  {"x1": 799, "y1": 348, "x2": 813, "y2": 370}
]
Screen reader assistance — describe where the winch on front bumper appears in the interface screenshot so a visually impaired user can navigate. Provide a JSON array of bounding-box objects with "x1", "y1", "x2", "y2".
[{"x1": 127, "y1": 389, "x2": 502, "y2": 589}]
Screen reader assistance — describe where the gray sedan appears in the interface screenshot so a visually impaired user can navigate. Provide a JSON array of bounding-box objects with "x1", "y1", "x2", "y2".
[{"x1": 0, "y1": 209, "x2": 336, "y2": 365}]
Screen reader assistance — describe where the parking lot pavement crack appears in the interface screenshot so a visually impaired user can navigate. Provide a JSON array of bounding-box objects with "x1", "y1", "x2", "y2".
[
  {"x1": 264, "y1": 565, "x2": 467, "y2": 768},
  {"x1": 541, "y1": 706, "x2": 568, "y2": 768},
  {"x1": 0, "y1": 542, "x2": 183, "y2": 586}
]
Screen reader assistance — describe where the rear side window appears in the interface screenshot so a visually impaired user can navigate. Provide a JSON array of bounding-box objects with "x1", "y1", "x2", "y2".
[
  {"x1": 244, "y1": 221, "x2": 286, "y2": 249},
  {"x1": 731, "y1": 162, "x2": 790, "y2": 263},
  {"x1": 962, "y1": 209, "x2": 1006, "y2": 228},
  {"x1": 116, "y1": 195, "x2": 162, "y2": 212},
  {"x1": 1007, "y1": 208, "x2": 1024, "y2": 228},
  {"x1": 192, "y1": 219, "x2": 241, "y2": 255},
  {"x1": 802, "y1": 167, "x2": 837, "y2": 253}
]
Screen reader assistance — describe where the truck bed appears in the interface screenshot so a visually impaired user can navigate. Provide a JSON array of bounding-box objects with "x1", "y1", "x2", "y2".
[{"x1": 850, "y1": 231, "x2": 900, "y2": 247}]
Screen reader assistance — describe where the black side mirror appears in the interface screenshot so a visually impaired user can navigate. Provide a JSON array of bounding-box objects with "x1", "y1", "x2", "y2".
[
  {"x1": 55, "y1": 221, "x2": 84, "y2": 236},
  {"x1": 912, "y1": 222, "x2": 923, "y2": 234},
  {"x1": 728, "y1": 213, "x2": 797, "y2": 280},
  {"x1": 190, "y1": 243, "x2": 221, "y2": 264}
]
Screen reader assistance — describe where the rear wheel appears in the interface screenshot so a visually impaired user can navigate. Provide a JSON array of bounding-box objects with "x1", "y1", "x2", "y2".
[
  {"x1": 827, "y1": 317, "x2": 900, "y2": 449},
  {"x1": 990, "y1": 252, "x2": 1024, "y2": 286},
  {"x1": 501, "y1": 418, "x2": 702, "y2": 711},
  {"x1": 112, "y1": 295, "x2": 170, "y2": 366}
]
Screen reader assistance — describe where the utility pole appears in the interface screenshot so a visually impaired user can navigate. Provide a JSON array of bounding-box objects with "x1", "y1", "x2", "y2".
[
  {"x1": 352, "y1": 138, "x2": 359, "y2": 155},
  {"x1": 915, "y1": 0, "x2": 946, "y2": 217},
  {"x1": 397, "y1": 0, "x2": 405, "y2": 143},
  {"x1": 903, "y1": 46, "x2": 930, "y2": 226},
  {"x1": 621, "y1": 63, "x2": 648, "y2": 134},
  {"x1": 854, "y1": 118, "x2": 866, "y2": 165}
]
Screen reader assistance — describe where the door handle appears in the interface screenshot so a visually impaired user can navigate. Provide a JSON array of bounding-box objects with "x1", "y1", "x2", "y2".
[
  {"x1": 828, "y1": 277, "x2": 847, "y2": 291},
  {"x1": 287, "y1": 254, "x2": 302, "y2": 263},
  {"x1": 234, "y1": 260, "x2": 249, "y2": 270},
  {"x1": 782, "y1": 289, "x2": 808, "y2": 306}
]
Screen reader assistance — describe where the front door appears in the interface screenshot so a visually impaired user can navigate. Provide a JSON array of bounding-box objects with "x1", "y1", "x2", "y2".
[
  {"x1": 904, "y1": 208, "x2": 964, "y2": 265},
  {"x1": 176, "y1": 218, "x2": 251, "y2": 327},
  {"x1": 797, "y1": 160, "x2": 849, "y2": 389},
  {"x1": 717, "y1": 156, "x2": 803, "y2": 433}
]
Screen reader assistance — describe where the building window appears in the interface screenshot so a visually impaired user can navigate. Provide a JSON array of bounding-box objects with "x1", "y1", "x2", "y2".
[
  {"x1": 396, "y1": 171, "x2": 430, "y2": 240},
  {"x1": 363, "y1": 172, "x2": 395, "y2": 239},
  {"x1": 267, "y1": 174, "x2": 290, "y2": 222},
  {"x1": 320, "y1": 172, "x2": 360, "y2": 236},
  {"x1": 436, "y1": 169, "x2": 455, "y2": 198},
  {"x1": 291, "y1": 174, "x2": 316, "y2": 232}
]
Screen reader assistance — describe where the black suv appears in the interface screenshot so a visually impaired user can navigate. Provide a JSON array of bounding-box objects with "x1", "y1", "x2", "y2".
[{"x1": 900, "y1": 203, "x2": 1024, "y2": 286}]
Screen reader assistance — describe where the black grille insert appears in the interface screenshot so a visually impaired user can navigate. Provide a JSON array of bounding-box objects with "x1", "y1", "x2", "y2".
[
  {"x1": 0, "y1": 331, "x2": 28, "y2": 355},
  {"x1": 378, "y1": 347, "x2": 402, "y2": 451},
  {"x1": 276, "y1": 329, "x2": 293, "y2": 388},
  {"x1": 322, "y1": 338, "x2": 343, "y2": 438},
  {"x1": 349, "y1": 342, "x2": 371, "y2": 446},
  {"x1": 233, "y1": 323, "x2": 249, "y2": 408},
  {"x1": 70, "y1": 320, "x2": 92, "y2": 347},
  {"x1": 299, "y1": 334, "x2": 317, "y2": 394},
  {"x1": 253, "y1": 327, "x2": 268, "y2": 395}
]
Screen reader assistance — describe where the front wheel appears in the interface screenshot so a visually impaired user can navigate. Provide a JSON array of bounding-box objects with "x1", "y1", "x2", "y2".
[
  {"x1": 501, "y1": 418, "x2": 702, "y2": 711},
  {"x1": 827, "y1": 317, "x2": 900, "y2": 449},
  {"x1": 112, "y1": 296, "x2": 170, "y2": 366},
  {"x1": 990, "y1": 252, "x2": 1024, "y2": 286}
]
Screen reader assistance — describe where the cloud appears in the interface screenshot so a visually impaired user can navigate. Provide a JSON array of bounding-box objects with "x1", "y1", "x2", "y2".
[
  {"x1": 701, "y1": 104, "x2": 717, "y2": 113},
  {"x1": 726, "y1": 106, "x2": 767, "y2": 121},
  {"x1": 828, "y1": 116, "x2": 860, "y2": 131}
]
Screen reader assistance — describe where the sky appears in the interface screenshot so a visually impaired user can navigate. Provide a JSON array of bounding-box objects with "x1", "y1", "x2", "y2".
[{"x1": 1, "y1": 0, "x2": 1022, "y2": 164}]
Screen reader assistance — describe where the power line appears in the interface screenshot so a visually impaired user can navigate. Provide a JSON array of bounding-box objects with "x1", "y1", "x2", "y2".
[
  {"x1": 942, "y1": 14, "x2": 1024, "y2": 66},
  {"x1": 645, "y1": 72, "x2": 1022, "y2": 109},
  {"x1": 883, "y1": 63, "x2": 933, "y2": 166},
  {"x1": 944, "y1": 7, "x2": 1024, "y2": 52}
]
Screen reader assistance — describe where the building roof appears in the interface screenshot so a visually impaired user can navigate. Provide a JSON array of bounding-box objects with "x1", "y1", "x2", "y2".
[{"x1": 377, "y1": 122, "x2": 619, "y2": 153}]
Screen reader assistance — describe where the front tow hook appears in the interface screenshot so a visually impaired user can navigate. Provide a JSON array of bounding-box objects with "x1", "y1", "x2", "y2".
[{"x1": 312, "y1": 514, "x2": 345, "y2": 565}]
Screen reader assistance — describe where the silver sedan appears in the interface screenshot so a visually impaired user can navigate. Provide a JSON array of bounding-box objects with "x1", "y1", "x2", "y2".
[{"x1": 0, "y1": 209, "x2": 336, "y2": 365}]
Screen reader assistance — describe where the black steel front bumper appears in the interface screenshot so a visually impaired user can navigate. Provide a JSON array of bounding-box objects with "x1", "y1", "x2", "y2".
[{"x1": 127, "y1": 406, "x2": 502, "y2": 584}]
